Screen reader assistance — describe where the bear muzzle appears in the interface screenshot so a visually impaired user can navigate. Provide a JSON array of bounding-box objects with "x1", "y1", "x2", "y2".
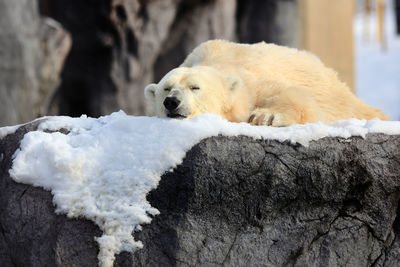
[
  {"x1": 164, "y1": 96, "x2": 180, "y2": 111},
  {"x1": 163, "y1": 97, "x2": 187, "y2": 119}
]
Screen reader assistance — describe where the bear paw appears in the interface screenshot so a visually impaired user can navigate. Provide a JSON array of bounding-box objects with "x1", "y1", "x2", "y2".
[{"x1": 248, "y1": 108, "x2": 294, "y2": 127}]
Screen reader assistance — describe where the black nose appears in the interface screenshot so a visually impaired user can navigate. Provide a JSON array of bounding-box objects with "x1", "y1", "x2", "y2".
[{"x1": 163, "y1": 97, "x2": 180, "y2": 111}]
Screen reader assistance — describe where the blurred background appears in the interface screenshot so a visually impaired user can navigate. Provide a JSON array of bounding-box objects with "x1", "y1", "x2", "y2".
[{"x1": 0, "y1": 0, "x2": 399, "y2": 127}]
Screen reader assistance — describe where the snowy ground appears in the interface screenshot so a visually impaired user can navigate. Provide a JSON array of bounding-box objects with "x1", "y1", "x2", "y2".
[
  {"x1": 355, "y1": 1, "x2": 400, "y2": 121},
  {"x1": 7, "y1": 111, "x2": 400, "y2": 267}
]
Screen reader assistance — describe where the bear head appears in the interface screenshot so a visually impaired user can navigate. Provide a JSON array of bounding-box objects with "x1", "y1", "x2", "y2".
[{"x1": 144, "y1": 66, "x2": 242, "y2": 119}]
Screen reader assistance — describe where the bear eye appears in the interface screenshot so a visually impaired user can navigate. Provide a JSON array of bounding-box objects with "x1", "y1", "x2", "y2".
[
  {"x1": 164, "y1": 87, "x2": 171, "y2": 92},
  {"x1": 190, "y1": 85, "x2": 200, "y2": 90}
]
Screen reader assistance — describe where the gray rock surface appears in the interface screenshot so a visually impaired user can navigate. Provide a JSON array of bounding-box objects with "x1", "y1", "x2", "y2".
[
  {"x1": 1, "y1": 121, "x2": 399, "y2": 266},
  {"x1": 39, "y1": 18, "x2": 72, "y2": 117},
  {"x1": 0, "y1": 0, "x2": 41, "y2": 126},
  {"x1": 0, "y1": 0, "x2": 70, "y2": 127}
]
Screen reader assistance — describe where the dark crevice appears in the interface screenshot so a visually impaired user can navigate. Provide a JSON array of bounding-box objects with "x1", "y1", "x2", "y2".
[
  {"x1": 349, "y1": 181, "x2": 372, "y2": 200},
  {"x1": 342, "y1": 214, "x2": 385, "y2": 242},
  {"x1": 0, "y1": 222, "x2": 7, "y2": 240},
  {"x1": 18, "y1": 186, "x2": 29, "y2": 200},
  {"x1": 342, "y1": 198, "x2": 362, "y2": 213},
  {"x1": 306, "y1": 213, "x2": 341, "y2": 251},
  {"x1": 222, "y1": 227, "x2": 240, "y2": 265},
  {"x1": 236, "y1": 0, "x2": 278, "y2": 44},
  {"x1": 38, "y1": 0, "x2": 51, "y2": 16},
  {"x1": 392, "y1": 199, "x2": 400, "y2": 235},
  {"x1": 169, "y1": 0, "x2": 214, "y2": 32},
  {"x1": 283, "y1": 246, "x2": 305, "y2": 266},
  {"x1": 115, "y1": 5, "x2": 127, "y2": 23},
  {"x1": 264, "y1": 150, "x2": 296, "y2": 176},
  {"x1": 122, "y1": 58, "x2": 131, "y2": 82},
  {"x1": 256, "y1": 209, "x2": 262, "y2": 220},
  {"x1": 371, "y1": 249, "x2": 384, "y2": 267},
  {"x1": 244, "y1": 147, "x2": 268, "y2": 178},
  {"x1": 137, "y1": 4, "x2": 149, "y2": 28},
  {"x1": 39, "y1": 0, "x2": 120, "y2": 118},
  {"x1": 126, "y1": 28, "x2": 138, "y2": 58}
]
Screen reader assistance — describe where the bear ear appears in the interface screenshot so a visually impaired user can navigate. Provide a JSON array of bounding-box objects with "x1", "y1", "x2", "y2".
[
  {"x1": 144, "y1": 83, "x2": 157, "y2": 116},
  {"x1": 226, "y1": 75, "x2": 242, "y2": 94},
  {"x1": 144, "y1": 83, "x2": 157, "y2": 100}
]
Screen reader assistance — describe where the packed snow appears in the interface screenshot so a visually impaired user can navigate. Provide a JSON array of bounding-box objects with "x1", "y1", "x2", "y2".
[
  {"x1": 355, "y1": 1, "x2": 400, "y2": 120},
  {"x1": 0, "y1": 118, "x2": 48, "y2": 139},
  {"x1": 7, "y1": 111, "x2": 400, "y2": 266},
  {"x1": 0, "y1": 125, "x2": 20, "y2": 139}
]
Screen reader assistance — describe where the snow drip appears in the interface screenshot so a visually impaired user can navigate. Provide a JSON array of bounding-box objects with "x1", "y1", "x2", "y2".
[{"x1": 8, "y1": 111, "x2": 400, "y2": 266}]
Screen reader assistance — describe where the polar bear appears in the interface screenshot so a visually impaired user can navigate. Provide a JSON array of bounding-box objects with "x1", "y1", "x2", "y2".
[{"x1": 144, "y1": 40, "x2": 387, "y2": 126}]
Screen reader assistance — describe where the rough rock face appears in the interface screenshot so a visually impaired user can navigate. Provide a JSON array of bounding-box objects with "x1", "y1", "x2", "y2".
[
  {"x1": 0, "y1": 0, "x2": 41, "y2": 126},
  {"x1": 134, "y1": 134, "x2": 400, "y2": 266},
  {"x1": 0, "y1": 0, "x2": 71, "y2": 127},
  {"x1": 1, "y1": 122, "x2": 400, "y2": 266}
]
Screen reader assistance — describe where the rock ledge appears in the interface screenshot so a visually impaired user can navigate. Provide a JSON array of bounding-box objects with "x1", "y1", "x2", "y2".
[{"x1": 1, "y1": 122, "x2": 400, "y2": 266}]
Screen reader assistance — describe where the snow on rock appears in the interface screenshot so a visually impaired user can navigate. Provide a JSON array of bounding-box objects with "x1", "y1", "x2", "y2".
[
  {"x1": 7, "y1": 111, "x2": 400, "y2": 266},
  {"x1": 0, "y1": 125, "x2": 20, "y2": 140}
]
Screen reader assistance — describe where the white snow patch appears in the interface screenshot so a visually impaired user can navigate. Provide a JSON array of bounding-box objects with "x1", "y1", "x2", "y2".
[
  {"x1": 0, "y1": 125, "x2": 20, "y2": 139},
  {"x1": 8, "y1": 111, "x2": 400, "y2": 266}
]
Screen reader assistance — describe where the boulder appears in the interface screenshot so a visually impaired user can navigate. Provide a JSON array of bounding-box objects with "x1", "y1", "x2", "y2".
[{"x1": 1, "y1": 121, "x2": 399, "y2": 266}]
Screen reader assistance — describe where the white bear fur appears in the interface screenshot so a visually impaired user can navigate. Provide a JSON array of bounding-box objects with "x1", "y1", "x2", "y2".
[{"x1": 145, "y1": 40, "x2": 387, "y2": 126}]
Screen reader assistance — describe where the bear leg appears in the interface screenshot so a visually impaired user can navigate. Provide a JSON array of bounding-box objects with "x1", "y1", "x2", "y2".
[
  {"x1": 249, "y1": 85, "x2": 323, "y2": 126},
  {"x1": 248, "y1": 108, "x2": 296, "y2": 126}
]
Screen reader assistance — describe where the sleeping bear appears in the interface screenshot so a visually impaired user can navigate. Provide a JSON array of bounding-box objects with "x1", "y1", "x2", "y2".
[{"x1": 144, "y1": 40, "x2": 387, "y2": 126}]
